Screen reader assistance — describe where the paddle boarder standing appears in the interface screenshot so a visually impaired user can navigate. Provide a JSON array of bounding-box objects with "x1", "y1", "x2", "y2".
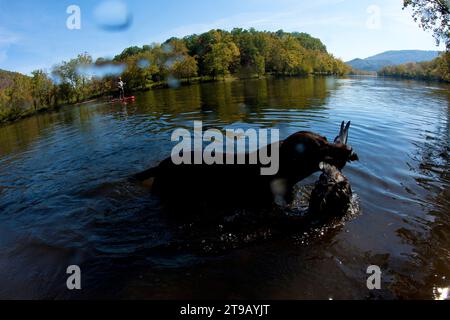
[{"x1": 117, "y1": 77, "x2": 125, "y2": 100}]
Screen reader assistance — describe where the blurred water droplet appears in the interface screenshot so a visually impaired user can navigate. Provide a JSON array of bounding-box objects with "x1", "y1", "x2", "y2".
[
  {"x1": 50, "y1": 73, "x2": 62, "y2": 85},
  {"x1": 164, "y1": 55, "x2": 184, "y2": 69},
  {"x1": 137, "y1": 59, "x2": 150, "y2": 69},
  {"x1": 162, "y1": 43, "x2": 173, "y2": 54},
  {"x1": 238, "y1": 103, "x2": 248, "y2": 113},
  {"x1": 76, "y1": 63, "x2": 126, "y2": 78},
  {"x1": 167, "y1": 76, "x2": 180, "y2": 89},
  {"x1": 164, "y1": 58, "x2": 175, "y2": 69},
  {"x1": 94, "y1": 0, "x2": 133, "y2": 31}
]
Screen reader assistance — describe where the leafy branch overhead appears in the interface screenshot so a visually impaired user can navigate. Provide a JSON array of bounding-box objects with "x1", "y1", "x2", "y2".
[{"x1": 403, "y1": 0, "x2": 450, "y2": 49}]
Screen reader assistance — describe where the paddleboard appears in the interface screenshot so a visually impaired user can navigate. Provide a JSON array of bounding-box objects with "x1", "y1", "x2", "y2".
[{"x1": 110, "y1": 96, "x2": 136, "y2": 103}]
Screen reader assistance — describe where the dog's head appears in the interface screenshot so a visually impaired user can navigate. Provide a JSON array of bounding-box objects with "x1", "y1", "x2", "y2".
[{"x1": 280, "y1": 122, "x2": 358, "y2": 180}]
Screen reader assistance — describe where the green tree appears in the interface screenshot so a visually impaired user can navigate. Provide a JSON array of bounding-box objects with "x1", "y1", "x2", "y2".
[
  {"x1": 31, "y1": 70, "x2": 54, "y2": 110},
  {"x1": 204, "y1": 41, "x2": 240, "y2": 79},
  {"x1": 0, "y1": 88, "x2": 10, "y2": 120},
  {"x1": 379, "y1": 52, "x2": 449, "y2": 82},
  {"x1": 8, "y1": 74, "x2": 33, "y2": 116},
  {"x1": 172, "y1": 55, "x2": 198, "y2": 81},
  {"x1": 122, "y1": 51, "x2": 159, "y2": 90},
  {"x1": 291, "y1": 32, "x2": 327, "y2": 52},
  {"x1": 114, "y1": 46, "x2": 145, "y2": 61},
  {"x1": 52, "y1": 53, "x2": 93, "y2": 102},
  {"x1": 435, "y1": 51, "x2": 450, "y2": 81},
  {"x1": 2, "y1": 28, "x2": 356, "y2": 123},
  {"x1": 254, "y1": 54, "x2": 266, "y2": 77}
]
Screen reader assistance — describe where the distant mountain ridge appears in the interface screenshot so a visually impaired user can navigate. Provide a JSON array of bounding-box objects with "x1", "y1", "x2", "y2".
[{"x1": 347, "y1": 50, "x2": 441, "y2": 72}]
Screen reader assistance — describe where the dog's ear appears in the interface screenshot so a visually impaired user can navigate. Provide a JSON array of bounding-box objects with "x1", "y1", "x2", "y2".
[
  {"x1": 334, "y1": 121, "x2": 351, "y2": 145},
  {"x1": 334, "y1": 121, "x2": 345, "y2": 144},
  {"x1": 343, "y1": 121, "x2": 351, "y2": 145}
]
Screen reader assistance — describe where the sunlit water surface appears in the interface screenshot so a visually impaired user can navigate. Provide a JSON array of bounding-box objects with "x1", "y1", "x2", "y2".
[{"x1": 0, "y1": 76, "x2": 448, "y2": 299}]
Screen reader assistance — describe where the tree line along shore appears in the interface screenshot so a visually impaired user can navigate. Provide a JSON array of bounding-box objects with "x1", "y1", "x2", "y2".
[
  {"x1": 1, "y1": 28, "x2": 448, "y2": 124},
  {"x1": 0, "y1": 29, "x2": 350, "y2": 123},
  {"x1": 378, "y1": 52, "x2": 449, "y2": 82}
]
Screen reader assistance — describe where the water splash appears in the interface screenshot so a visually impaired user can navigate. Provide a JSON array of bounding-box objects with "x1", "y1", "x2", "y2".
[
  {"x1": 94, "y1": 0, "x2": 133, "y2": 31},
  {"x1": 434, "y1": 287, "x2": 449, "y2": 300}
]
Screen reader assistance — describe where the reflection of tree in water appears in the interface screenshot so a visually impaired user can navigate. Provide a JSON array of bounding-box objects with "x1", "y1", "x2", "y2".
[
  {"x1": 139, "y1": 84, "x2": 203, "y2": 116},
  {"x1": 0, "y1": 77, "x2": 338, "y2": 160},
  {"x1": 0, "y1": 105, "x2": 85, "y2": 156},
  {"x1": 197, "y1": 77, "x2": 334, "y2": 126},
  {"x1": 131, "y1": 77, "x2": 336, "y2": 129},
  {"x1": 392, "y1": 97, "x2": 449, "y2": 299}
]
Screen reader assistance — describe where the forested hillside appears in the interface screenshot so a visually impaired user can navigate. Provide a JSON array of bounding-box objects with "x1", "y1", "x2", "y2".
[
  {"x1": 379, "y1": 52, "x2": 449, "y2": 82},
  {"x1": 0, "y1": 28, "x2": 349, "y2": 123}
]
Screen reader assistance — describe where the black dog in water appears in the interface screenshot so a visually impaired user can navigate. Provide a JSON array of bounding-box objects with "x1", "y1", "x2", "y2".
[{"x1": 135, "y1": 122, "x2": 358, "y2": 221}]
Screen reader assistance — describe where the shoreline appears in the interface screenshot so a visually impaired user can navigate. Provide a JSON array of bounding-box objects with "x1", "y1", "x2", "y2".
[
  {"x1": 0, "y1": 75, "x2": 247, "y2": 126},
  {"x1": 2, "y1": 73, "x2": 447, "y2": 127},
  {"x1": 0, "y1": 73, "x2": 311, "y2": 126}
]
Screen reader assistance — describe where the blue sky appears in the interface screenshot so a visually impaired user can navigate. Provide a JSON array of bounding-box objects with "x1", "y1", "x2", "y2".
[{"x1": 0, "y1": 0, "x2": 444, "y2": 74}]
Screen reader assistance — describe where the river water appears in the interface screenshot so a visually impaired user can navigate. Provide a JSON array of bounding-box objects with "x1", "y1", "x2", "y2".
[{"x1": 0, "y1": 76, "x2": 448, "y2": 299}]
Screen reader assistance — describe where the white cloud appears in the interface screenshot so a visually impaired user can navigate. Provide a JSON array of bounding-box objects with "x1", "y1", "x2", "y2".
[
  {"x1": 0, "y1": 27, "x2": 19, "y2": 63},
  {"x1": 0, "y1": 50, "x2": 7, "y2": 63},
  {"x1": 168, "y1": 9, "x2": 361, "y2": 39},
  {"x1": 0, "y1": 27, "x2": 19, "y2": 46}
]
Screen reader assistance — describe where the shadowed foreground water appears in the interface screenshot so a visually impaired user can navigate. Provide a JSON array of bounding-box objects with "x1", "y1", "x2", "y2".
[{"x1": 0, "y1": 76, "x2": 448, "y2": 299}]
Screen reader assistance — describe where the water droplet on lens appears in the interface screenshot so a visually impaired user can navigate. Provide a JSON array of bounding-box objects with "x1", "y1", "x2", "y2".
[
  {"x1": 76, "y1": 63, "x2": 126, "y2": 78},
  {"x1": 164, "y1": 59, "x2": 174, "y2": 69},
  {"x1": 50, "y1": 73, "x2": 62, "y2": 85},
  {"x1": 94, "y1": 0, "x2": 133, "y2": 31},
  {"x1": 167, "y1": 76, "x2": 180, "y2": 89},
  {"x1": 137, "y1": 59, "x2": 150, "y2": 69},
  {"x1": 162, "y1": 43, "x2": 173, "y2": 54}
]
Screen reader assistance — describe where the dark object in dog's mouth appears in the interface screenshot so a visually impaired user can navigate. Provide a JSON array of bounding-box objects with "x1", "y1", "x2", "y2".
[
  {"x1": 308, "y1": 162, "x2": 353, "y2": 219},
  {"x1": 349, "y1": 151, "x2": 359, "y2": 162}
]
